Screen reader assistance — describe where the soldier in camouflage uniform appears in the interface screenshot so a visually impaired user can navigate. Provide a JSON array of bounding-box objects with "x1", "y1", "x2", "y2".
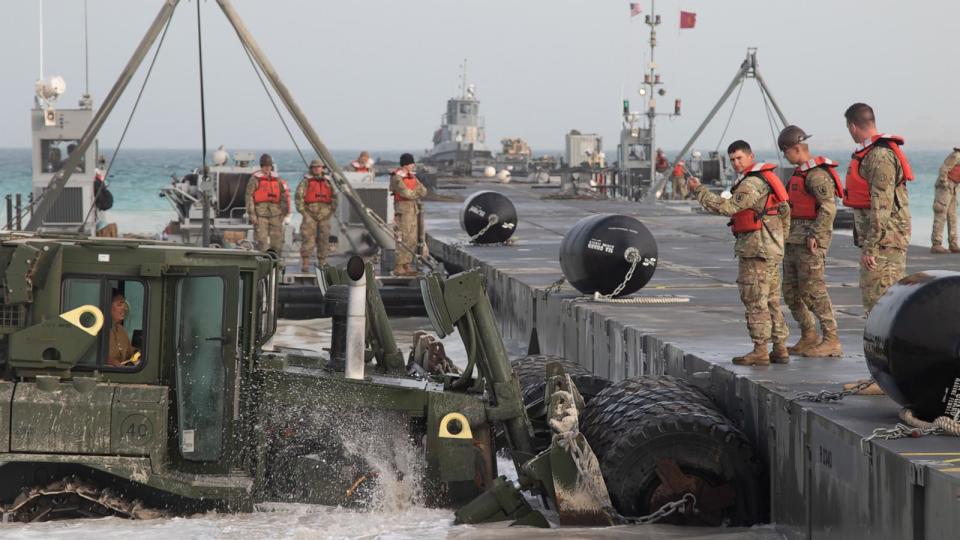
[
  {"x1": 930, "y1": 147, "x2": 960, "y2": 254},
  {"x1": 389, "y1": 153, "x2": 427, "y2": 276},
  {"x1": 843, "y1": 103, "x2": 912, "y2": 316},
  {"x1": 245, "y1": 154, "x2": 289, "y2": 252},
  {"x1": 777, "y1": 126, "x2": 843, "y2": 358},
  {"x1": 689, "y1": 140, "x2": 790, "y2": 366},
  {"x1": 295, "y1": 159, "x2": 337, "y2": 271}
]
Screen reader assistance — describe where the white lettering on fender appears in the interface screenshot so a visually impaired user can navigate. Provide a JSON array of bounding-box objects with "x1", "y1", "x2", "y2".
[{"x1": 587, "y1": 238, "x2": 615, "y2": 254}]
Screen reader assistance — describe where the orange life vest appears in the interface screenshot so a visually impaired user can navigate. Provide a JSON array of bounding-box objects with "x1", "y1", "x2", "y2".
[
  {"x1": 729, "y1": 163, "x2": 789, "y2": 234},
  {"x1": 303, "y1": 175, "x2": 334, "y2": 204},
  {"x1": 392, "y1": 169, "x2": 419, "y2": 202},
  {"x1": 672, "y1": 164, "x2": 684, "y2": 177},
  {"x1": 787, "y1": 157, "x2": 843, "y2": 220},
  {"x1": 843, "y1": 134, "x2": 914, "y2": 209},
  {"x1": 351, "y1": 161, "x2": 370, "y2": 173},
  {"x1": 252, "y1": 172, "x2": 283, "y2": 204}
]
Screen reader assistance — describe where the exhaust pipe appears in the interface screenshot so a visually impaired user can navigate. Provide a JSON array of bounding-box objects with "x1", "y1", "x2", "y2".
[{"x1": 344, "y1": 256, "x2": 367, "y2": 380}]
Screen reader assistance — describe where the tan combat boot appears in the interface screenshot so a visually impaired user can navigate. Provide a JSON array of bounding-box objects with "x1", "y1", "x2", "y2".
[
  {"x1": 770, "y1": 342, "x2": 790, "y2": 364},
  {"x1": 301, "y1": 258, "x2": 311, "y2": 273},
  {"x1": 802, "y1": 330, "x2": 843, "y2": 357},
  {"x1": 787, "y1": 328, "x2": 819, "y2": 355},
  {"x1": 951, "y1": 244, "x2": 960, "y2": 254},
  {"x1": 931, "y1": 245, "x2": 949, "y2": 254},
  {"x1": 733, "y1": 343, "x2": 770, "y2": 366}
]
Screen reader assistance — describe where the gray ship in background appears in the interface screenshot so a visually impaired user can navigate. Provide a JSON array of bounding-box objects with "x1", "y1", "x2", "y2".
[{"x1": 421, "y1": 63, "x2": 494, "y2": 176}]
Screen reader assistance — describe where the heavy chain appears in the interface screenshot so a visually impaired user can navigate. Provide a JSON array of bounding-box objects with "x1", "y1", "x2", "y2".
[
  {"x1": 629, "y1": 493, "x2": 697, "y2": 525},
  {"x1": 469, "y1": 214, "x2": 499, "y2": 242},
  {"x1": 594, "y1": 249, "x2": 640, "y2": 300},
  {"x1": 860, "y1": 423, "x2": 942, "y2": 456},
  {"x1": 543, "y1": 277, "x2": 566, "y2": 295},
  {"x1": 452, "y1": 215, "x2": 500, "y2": 247},
  {"x1": 792, "y1": 379, "x2": 876, "y2": 403}
]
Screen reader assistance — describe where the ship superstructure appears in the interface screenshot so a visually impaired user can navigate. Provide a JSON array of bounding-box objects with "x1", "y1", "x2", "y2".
[{"x1": 422, "y1": 62, "x2": 493, "y2": 175}]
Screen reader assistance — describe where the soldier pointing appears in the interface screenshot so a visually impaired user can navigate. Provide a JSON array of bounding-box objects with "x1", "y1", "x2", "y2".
[{"x1": 689, "y1": 140, "x2": 790, "y2": 366}]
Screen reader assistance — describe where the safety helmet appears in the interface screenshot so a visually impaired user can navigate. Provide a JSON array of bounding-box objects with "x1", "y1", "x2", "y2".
[{"x1": 777, "y1": 125, "x2": 811, "y2": 151}]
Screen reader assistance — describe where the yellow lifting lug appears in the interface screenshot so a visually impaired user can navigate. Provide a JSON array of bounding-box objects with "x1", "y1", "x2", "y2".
[{"x1": 439, "y1": 412, "x2": 473, "y2": 439}]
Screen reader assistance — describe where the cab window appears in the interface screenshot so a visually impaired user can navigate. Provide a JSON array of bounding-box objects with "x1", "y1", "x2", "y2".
[
  {"x1": 41, "y1": 139, "x2": 86, "y2": 174},
  {"x1": 61, "y1": 277, "x2": 147, "y2": 370}
]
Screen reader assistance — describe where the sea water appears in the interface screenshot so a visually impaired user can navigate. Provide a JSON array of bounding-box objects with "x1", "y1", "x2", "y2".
[{"x1": 0, "y1": 147, "x2": 947, "y2": 246}]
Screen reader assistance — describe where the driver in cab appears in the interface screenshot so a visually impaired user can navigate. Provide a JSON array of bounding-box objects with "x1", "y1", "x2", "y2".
[{"x1": 107, "y1": 290, "x2": 140, "y2": 367}]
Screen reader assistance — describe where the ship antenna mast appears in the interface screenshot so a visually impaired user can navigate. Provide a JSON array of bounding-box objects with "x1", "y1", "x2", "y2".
[
  {"x1": 83, "y1": 0, "x2": 90, "y2": 95},
  {"x1": 460, "y1": 58, "x2": 468, "y2": 98},
  {"x1": 38, "y1": 0, "x2": 44, "y2": 81},
  {"x1": 644, "y1": 0, "x2": 661, "y2": 193}
]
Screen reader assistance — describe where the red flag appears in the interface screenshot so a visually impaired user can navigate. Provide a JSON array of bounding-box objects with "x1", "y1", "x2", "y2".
[
  {"x1": 629, "y1": 3, "x2": 642, "y2": 17},
  {"x1": 680, "y1": 11, "x2": 697, "y2": 29}
]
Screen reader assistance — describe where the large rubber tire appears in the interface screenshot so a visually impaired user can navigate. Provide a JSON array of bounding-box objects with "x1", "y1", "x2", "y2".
[
  {"x1": 580, "y1": 375, "x2": 715, "y2": 461},
  {"x1": 600, "y1": 400, "x2": 764, "y2": 526},
  {"x1": 511, "y1": 355, "x2": 611, "y2": 406},
  {"x1": 509, "y1": 355, "x2": 611, "y2": 453}
]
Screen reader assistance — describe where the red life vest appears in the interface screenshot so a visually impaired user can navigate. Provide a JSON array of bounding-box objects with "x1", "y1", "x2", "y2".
[
  {"x1": 252, "y1": 172, "x2": 282, "y2": 204},
  {"x1": 787, "y1": 157, "x2": 843, "y2": 220},
  {"x1": 948, "y1": 164, "x2": 960, "y2": 183},
  {"x1": 843, "y1": 134, "x2": 914, "y2": 209},
  {"x1": 655, "y1": 155, "x2": 669, "y2": 172},
  {"x1": 672, "y1": 164, "x2": 684, "y2": 177},
  {"x1": 729, "y1": 163, "x2": 789, "y2": 234},
  {"x1": 392, "y1": 169, "x2": 420, "y2": 202},
  {"x1": 303, "y1": 175, "x2": 334, "y2": 204},
  {"x1": 351, "y1": 161, "x2": 370, "y2": 173}
]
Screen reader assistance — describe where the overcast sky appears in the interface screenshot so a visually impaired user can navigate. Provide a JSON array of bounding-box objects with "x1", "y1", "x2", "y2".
[{"x1": 2, "y1": 0, "x2": 958, "y2": 154}]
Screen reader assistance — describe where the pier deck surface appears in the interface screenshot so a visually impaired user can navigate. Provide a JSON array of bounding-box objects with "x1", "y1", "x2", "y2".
[{"x1": 425, "y1": 182, "x2": 960, "y2": 540}]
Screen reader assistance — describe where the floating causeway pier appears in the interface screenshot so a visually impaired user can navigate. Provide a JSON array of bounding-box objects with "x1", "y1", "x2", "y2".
[{"x1": 426, "y1": 183, "x2": 960, "y2": 540}]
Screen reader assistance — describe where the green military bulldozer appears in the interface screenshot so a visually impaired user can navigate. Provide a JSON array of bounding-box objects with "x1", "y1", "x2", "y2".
[
  {"x1": 0, "y1": 235, "x2": 611, "y2": 525},
  {"x1": 0, "y1": 236, "x2": 762, "y2": 527}
]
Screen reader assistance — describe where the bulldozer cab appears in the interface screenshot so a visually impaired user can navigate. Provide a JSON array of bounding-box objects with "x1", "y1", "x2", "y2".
[{"x1": 0, "y1": 236, "x2": 279, "y2": 515}]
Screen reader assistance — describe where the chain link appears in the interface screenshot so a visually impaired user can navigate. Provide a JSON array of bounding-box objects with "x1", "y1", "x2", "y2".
[
  {"x1": 469, "y1": 215, "x2": 498, "y2": 242},
  {"x1": 594, "y1": 249, "x2": 640, "y2": 300},
  {"x1": 860, "y1": 423, "x2": 942, "y2": 456},
  {"x1": 543, "y1": 277, "x2": 566, "y2": 295},
  {"x1": 453, "y1": 215, "x2": 499, "y2": 247},
  {"x1": 630, "y1": 493, "x2": 697, "y2": 525},
  {"x1": 792, "y1": 379, "x2": 875, "y2": 403}
]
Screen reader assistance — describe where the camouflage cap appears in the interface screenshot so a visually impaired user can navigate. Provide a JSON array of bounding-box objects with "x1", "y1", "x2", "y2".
[{"x1": 309, "y1": 159, "x2": 324, "y2": 168}]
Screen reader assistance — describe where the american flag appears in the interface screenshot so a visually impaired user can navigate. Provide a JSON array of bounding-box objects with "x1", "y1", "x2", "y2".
[{"x1": 630, "y1": 3, "x2": 642, "y2": 17}]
